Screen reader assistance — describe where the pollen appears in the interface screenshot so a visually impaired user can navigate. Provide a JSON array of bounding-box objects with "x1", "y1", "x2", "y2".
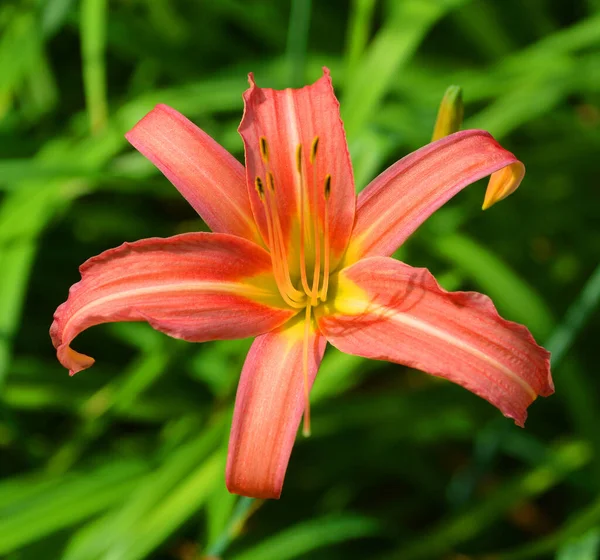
[
  {"x1": 310, "y1": 136, "x2": 319, "y2": 164},
  {"x1": 295, "y1": 144, "x2": 303, "y2": 174},
  {"x1": 324, "y1": 174, "x2": 331, "y2": 200},
  {"x1": 254, "y1": 176, "x2": 264, "y2": 199},
  {"x1": 259, "y1": 136, "x2": 269, "y2": 163}
]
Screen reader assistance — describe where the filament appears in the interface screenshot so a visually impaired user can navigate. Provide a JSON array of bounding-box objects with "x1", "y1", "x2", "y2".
[
  {"x1": 257, "y1": 135, "x2": 334, "y2": 437},
  {"x1": 309, "y1": 138, "x2": 321, "y2": 306},
  {"x1": 320, "y1": 176, "x2": 331, "y2": 302}
]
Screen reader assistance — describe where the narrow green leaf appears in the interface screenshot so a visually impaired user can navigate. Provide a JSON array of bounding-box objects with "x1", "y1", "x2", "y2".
[
  {"x1": 344, "y1": 0, "x2": 377, "y2": 78},
  {"x1": 493, "y1": 502, "x2": 600, "y2": 559},
  {"x1": 0, "y1": 461, "x2": 147, "y2": 555},
  {"x1": 80, "y1": 0, "x2": 108, "y2": 132},
  {"x1": 0, "y1": 242, "x2": 35, "y2": 386},
  {"x1": 388, "y1": 441, "x2": 591, "y2": 560},
  {"x1": 431, "y1": 233, "x2": 555, "y2": 339},
  {"x1": 63, "y1": 419, "x2": 226, "y2": 560},
  {"x1": 546, "y1": 262, "x2": 600, "y2": 368},
  {"x1": 230, "y1": 515, "x2": 381, "y2": 560},
  {"x1": 286, "y1": 0, "x2": 312, "y2": 86},
  {"x1": 342, "y1": 0, "x2": 467, "y2": 140}
]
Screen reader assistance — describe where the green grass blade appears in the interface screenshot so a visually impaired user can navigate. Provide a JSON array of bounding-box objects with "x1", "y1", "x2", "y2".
[
  {"x1": 546, "y1": 263, "x2": 600, "y2": 368},
  {"x1": 286, "y1": 0, "x2": 312, "y2": 86},
  {"x1": 342, "y1": 0, "x2": 467, "y2": 140},
  {"x1": 80, "y1": 0, "x2": 108, "y2": 133},
  {"x1": 344, "y1": 0, "x2": 377, "y2": 78},
  {"x1": 230, "y1": 515, "x2": 382, "y2": 560},
  {"x1": 0, "y1": 461, "x2": 147, "y2": 555},
  {"x1": 387, "y1": 441, "x2": 591, "y2": 560},
  {"x1": 431, "y1": 233, "x2": 555, "y2": 338}
]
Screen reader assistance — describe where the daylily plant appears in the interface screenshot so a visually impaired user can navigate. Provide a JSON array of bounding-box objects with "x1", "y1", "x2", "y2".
[{"x1": 51, "y1": 69, "x2": 553, "y2": 499}]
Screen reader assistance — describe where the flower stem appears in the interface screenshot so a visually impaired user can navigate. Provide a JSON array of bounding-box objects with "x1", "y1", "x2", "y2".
[{"x1": 204, "y1": 497, "x2": 258, "y2": 557}]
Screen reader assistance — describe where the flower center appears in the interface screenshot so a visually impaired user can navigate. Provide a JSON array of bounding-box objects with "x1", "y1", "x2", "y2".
[
  {"x1": 255, "y1": 135, "x2": 332, "y2": 435},
  {"x1": 254, "y1": 135, "x2": 332, "y2": 308}
]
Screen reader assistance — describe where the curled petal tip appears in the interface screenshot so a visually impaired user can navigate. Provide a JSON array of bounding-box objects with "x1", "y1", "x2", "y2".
[
  {"x1": 247, "y1": 72, "x2": 256, "y2": 87},
  {"x1": 482, "y1": 161, "x2": 525, "y2": 210},
  {"x1": 59, "y1": 345, "x2": 95, "y2": 376}
]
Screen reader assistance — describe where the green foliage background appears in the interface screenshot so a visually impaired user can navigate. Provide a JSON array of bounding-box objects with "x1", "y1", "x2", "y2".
[{"x1": 1, "y1": 0, "x2": 600, "y2": 558}]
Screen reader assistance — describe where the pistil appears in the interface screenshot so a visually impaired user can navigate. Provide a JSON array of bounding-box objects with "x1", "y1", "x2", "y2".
[
  {"x1": 320, "y1": 174, "x2": 331, "y2": 302},
  {"x1": 309, "y1": 137, "x2": 321, "y2": 307}
]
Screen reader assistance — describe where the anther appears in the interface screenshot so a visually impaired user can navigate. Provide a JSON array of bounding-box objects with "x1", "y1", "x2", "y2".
[
  {"x1": 324, "y1": 174, "x2": 331, "y2": 200},
  {"x1": 295, "y1": 144, "x2": 303, "y2": 174},
  {"x1": 310, "y1": 137, "x2": 319, "y2": 164},
  {"x1": 259, "y1": 136, "x2": 269, "y2": 163},
  {"x1": 267, "y1": 171, "x2": 275, "y2": 191},
  {"x1": 255, "y1": 176, "x2": 264, "y2": 199}
]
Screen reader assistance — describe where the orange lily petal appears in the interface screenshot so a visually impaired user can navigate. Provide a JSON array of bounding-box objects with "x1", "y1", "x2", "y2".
[
  {"x1": 125, "y1": 104, "x2": 262, "y2": 245},
  {"x1": 226, "y1": 318, "x2": 326, "y2": 499},
  {"x1": 239, "y1": 68, "x2": 355, "y2": 274},
  {"x1": 50, "y1": 233, "x2": 295, "y2": 375},
  {"x1": 346, "y1": 130, "x2": 525, "y2": 262},
  {"x1": 318, "y1": 257, "x2": 553, "y2": 427}
]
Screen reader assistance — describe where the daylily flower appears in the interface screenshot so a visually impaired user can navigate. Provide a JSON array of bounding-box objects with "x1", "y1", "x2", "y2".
[{"x1": 50, "y1": 68, "x2": 553, "y2": 500}]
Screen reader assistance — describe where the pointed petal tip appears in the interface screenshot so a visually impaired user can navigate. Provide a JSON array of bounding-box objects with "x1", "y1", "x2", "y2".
[
  {"x1": 482, "y1": 161, "x2": 525, "y2": 210},
  {"x1": 124, "y1": 103, "x2": 172, "y2": 143},
  {"x1": 226, "y1": 325, "x2": 326, "y2": 502},
  {"x1": 511, "y1": 412, "x2": 527, "y2": 429}
]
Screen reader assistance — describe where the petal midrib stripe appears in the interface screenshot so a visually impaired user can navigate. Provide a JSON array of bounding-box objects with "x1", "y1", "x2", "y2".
[
  {"x1": 65, "y1": 281, "x2": 280, "y2": 331},
  {"x1": 339, "y1": 298, "x2": 537, "y2": 399}
]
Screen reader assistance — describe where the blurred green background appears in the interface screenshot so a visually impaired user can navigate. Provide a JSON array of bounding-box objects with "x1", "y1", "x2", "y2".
[{"x1": 1, "y1": 0, "x2": 600, "y2": 558}]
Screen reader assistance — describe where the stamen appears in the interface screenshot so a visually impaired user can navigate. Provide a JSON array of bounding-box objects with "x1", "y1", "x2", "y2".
[
  {"x1": 259, "y1": 136, "x2": 269, "y2": 163},
  {"x1": 302, "y1": 304, "x2": 312, "y2": 437},
  {"x1": 320, "y1": 175, "x2": 331, "y2": 302},
  {"x1": 297, "y1": 143, "x2": 312, "y2": 296},
  {"x1": 309, "y1": 141, "x2": 321, "y2": 306},
  {"x1": 265, "y1": 172, "x2": 305, "y2": 306},
  {"x1": 257, "y1": 170, "x2": 304, "y2": 308}
]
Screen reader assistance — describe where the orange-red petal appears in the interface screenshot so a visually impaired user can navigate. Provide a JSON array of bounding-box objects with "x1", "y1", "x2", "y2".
[
  {"x1": 318, "y1": 257, "x2": 553, "y2": 427},
  {"x1": 50, "y1": 233, "x2": 295, "y2": 375},
  {"x1": 125, "y1": 104, "x2": 262, "y2": 245},
  {"x1": 226, "y1": 319, "x2": 326, "y2": 499},
  {"x1": 346, "y1": 130, "x2": 525, "y2": 262},
  {"x1": 239, "y1": 68, "x2": 355, "y2": 273}
]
